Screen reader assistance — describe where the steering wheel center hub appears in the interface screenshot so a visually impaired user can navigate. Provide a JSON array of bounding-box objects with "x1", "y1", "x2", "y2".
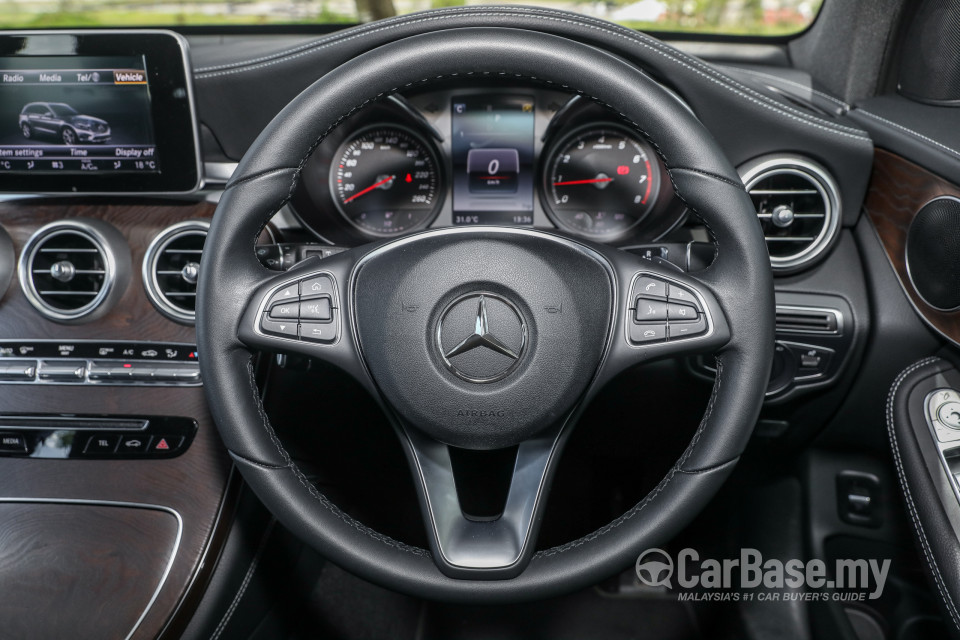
[
  {"x1": 437, "y1": 292, "x2": 527, "y2": 384},
  {"x1": 353, "y1": 228, "x2": 613, "y2": 449}
]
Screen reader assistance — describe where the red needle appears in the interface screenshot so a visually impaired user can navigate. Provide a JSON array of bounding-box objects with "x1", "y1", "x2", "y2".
[
  {"x1": 552, "y1": 177, "x2": 614, "y2": 186},
  {"x1": 343, "y1": 175, "x2": 395, "y2": 203}
]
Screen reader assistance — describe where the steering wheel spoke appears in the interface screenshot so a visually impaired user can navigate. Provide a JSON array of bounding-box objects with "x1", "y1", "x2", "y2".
[
  {"x1": 236, "y1": 252, "x2": 367, "y2": 380},
  {"x1": 401, "y1": 423, "x2": 563, "y2": 579},
  {"x1": 590, "y1": 250, "x2": 732, "y2": 388}
]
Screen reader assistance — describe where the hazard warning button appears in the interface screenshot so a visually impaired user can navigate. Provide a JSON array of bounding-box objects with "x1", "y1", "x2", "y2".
[{"x1": 152, "y1": 435, "x2": 184, "y2": 454}]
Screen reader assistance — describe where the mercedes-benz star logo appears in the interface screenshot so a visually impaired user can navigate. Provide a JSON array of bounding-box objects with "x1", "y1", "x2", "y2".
[{"x1": 437, "y1": 293, "x2": 526, "y2": 383}]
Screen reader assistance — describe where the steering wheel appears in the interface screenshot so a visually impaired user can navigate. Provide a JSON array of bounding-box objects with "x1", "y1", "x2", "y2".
[{"x1": 197, "y1": 27, "x2": 774, "y2": 603}]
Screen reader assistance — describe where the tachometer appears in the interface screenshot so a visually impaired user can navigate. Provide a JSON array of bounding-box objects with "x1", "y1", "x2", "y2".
[
  {"x1": 330, "y1": 125, "x2": 443, "y2": 236},
  {"x1": 541, "y1": 125, "x2": 661, "y2": 239}
]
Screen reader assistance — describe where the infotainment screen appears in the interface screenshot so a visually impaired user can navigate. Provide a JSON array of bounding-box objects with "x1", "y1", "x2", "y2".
[
  {"x1": 0, "y1": 56, "x2": 159, "y2": 173},
  {"x1": 451, "y1": 95, "x2": 535, "y2": 226},
  {"x1": 0, "y1": 32, "x2": 200, "y2": 193}
]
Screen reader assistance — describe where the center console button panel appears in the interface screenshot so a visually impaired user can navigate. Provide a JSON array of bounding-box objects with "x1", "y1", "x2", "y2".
[
  {"x1": 0, "y1": 414, "x2": 196, "y2": 459},
  {"x1": 0, "y1": 341, "x2": 201, "y2": 386}
]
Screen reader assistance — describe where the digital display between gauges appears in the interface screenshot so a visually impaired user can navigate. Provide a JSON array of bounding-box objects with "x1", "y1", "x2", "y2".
[
  {"x1": 541, "y1": 125, "x2": 661, "y2": 239},
  {"x1": 329, "y1": 125, "x2": 442, "y2": 236},
  {"x1": 451, "y1": 95, "x2": 535, "y2": 226}
]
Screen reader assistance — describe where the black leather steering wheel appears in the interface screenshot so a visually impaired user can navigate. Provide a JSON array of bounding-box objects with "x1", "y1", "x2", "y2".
[{"x1": 197, "y1": 26, "x2": 774, "y2": 603}]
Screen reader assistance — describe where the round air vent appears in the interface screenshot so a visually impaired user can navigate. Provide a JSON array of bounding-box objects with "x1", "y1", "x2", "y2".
[
  {"x1": 19, "y1": 220, "x2": 129, "y2": 322},
  {"x1": 740, "y1": 156, "x2": 841, "y2": 272},
  {"x1": 143, "y1": 220, "x2": 209, "y2": 323}
]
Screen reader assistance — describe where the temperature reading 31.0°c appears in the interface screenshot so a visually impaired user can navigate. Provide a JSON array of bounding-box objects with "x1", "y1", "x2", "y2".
[
  {"x1": 329, "y1": 125, "x2": 443, "y2": 236},
  {"x1": 542, "y1": 125, "x2": 661, "y2": 239}
]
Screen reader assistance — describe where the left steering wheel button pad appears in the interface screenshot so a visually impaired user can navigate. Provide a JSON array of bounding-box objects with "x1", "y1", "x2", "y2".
[
  {"x1": 628, "y1": 274, "x2": 707, "y2": 345},
  {"x1": 259, "y1": 273, "x2": 339, "y2": 343}
]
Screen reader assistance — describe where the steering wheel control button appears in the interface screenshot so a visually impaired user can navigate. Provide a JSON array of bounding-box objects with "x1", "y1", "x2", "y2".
[
  {"x1": 268, "y1": 301, "x2": 299, "y2": 320},
  {"x1": 83, "y1": 434, "x2": 120, "y2": 455},
  {"x1": 261, "y1": 317, "x2": 299, "y2": 339},
  {"x1": 258, "y1": 273, "x2": 340, "y2": 344},
  {"x1": 267, "y1": 284, "x2": 299, "y2": 304},
  {"x1": 667, "y1": 302, "x2": 698, "y2": 322},
  {"x1": 670, "y1": 317, "x2": 707, "y2": 338},
  {"x1": 666, "y1": 284, "x2": 703, "y2": 311},
  {"x1": 437, "y1": 293, "x2": 527, "y2": 384},
  {"x1": 634, "y1": 299, "x2": 667, "y2": 322},
  {"x1": 300, "y1": 296, "x2": 332, "y2": 322},
  {"x1": 628, "y1": 274, "x2": 711, "y2": 345},
  {"x1": 301, "y1": 319, "x2": 338, "y2": 343},
  {"x1": 301, "y1": 275, "x2": 335, "y2": 297},
  {"x1": 633, "y1": 276, "x2": 666, "y2": 299},
  {"x1": 629, "y1": 322, "x2": 667, "y2": 343}
]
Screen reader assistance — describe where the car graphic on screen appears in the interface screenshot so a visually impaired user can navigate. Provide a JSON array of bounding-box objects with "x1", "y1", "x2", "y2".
[{"x1": 18, "y1": 102, "x2": 111, "y2": 145}]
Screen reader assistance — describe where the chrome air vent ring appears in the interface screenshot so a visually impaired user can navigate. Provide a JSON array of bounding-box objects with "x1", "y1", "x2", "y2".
[
  {"x1": 143, "y1": 219, "x2": 209, "y2": 324},
  {"x1": 18, "y1": 219, "x2": 129, "y2": 323},
  {"x1": 740, "y1": 155, "x2": 841, "y2": 273}
]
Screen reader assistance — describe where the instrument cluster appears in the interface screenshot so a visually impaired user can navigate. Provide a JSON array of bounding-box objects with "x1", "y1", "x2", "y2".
[{"x1": 290, "y1": 86, "x2": 687, "y2": 245}]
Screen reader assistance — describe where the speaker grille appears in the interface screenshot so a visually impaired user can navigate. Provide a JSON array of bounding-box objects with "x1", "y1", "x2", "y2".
[
  {"x1": 898, "y1": 0, "x2": 960, "y2": 105},
  {"x1": 906, "y1": 196, "x2": 960, "y2": 310}
]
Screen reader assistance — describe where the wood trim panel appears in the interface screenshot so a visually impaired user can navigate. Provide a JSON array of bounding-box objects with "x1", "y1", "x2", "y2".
[
  {"x1": 0, "y1": 198, "x2": 234, "y2": 639},
  {"x1": 864, "y1": 149, "x2": 960, "y2": 345},
  {"x1": 0, "y1": 503, "x2": 179, "y2": 640},
  {"x1": 0, "y1": 386, "x2": 233, "y2": 640},
  {"x1": 0, "y1": 198, "x2": 214, "y2": 340}
]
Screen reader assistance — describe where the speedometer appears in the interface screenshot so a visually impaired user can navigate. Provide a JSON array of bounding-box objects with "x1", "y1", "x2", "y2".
[
  {"x1": 329, "y1": 125, "x2": 443, "y2": 236},
  {"x1": 541, "y1": 124, "x2": 661, "y2": 239}
]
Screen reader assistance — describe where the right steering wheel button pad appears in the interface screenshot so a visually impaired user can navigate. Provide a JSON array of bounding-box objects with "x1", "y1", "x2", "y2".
[
  {"x1": 629, "y1": 274, "x2": 707, "y2": 345},
  {"x1": 259, "y1": 273, "x2": 339, "y2": 343}
]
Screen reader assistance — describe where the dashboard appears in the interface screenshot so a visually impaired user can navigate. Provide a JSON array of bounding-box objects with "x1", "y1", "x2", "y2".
[
  {"x1": 0, "y1": 9, "x2": 955, "y2": 638},
  {"x1": 290, "y1": 86, "x2": 686, "y2": 245}
]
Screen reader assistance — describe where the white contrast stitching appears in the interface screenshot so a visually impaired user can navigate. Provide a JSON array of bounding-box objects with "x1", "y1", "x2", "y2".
[
  {"x1": 210, "y1": 518, "x2": 277, "y2": 640},
  {"x1": 728, "y1": 67, "x2": 850, "y2": 110},
  {"x1": 242, "y1": 359, "x2": 431, "y2": 557},
  {"x1": 886, "y1": 356, "x2": 960, "y2": 631},
  {"x1": 537, "y1": 356, "x2": 727, "y2": 557},
  {"x1": 193, "y1": 7, "x2": 869, "y2": 141},
  {"x1": 857, "y1": 109, "x2": 960, "y2": 161}
]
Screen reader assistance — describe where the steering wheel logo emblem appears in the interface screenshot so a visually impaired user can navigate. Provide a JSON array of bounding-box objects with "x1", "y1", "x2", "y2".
[
  {"x1": 635, "y1": 548, "x2": 674, "y2": 588},
  {"x1": 437, "y1": 293, "x2": 527, "y2": 384}
]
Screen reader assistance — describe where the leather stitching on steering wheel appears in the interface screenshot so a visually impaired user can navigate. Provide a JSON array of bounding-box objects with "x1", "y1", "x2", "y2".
[
  {"x1": 537, "y1": 356, "x2": 725, "y2": 557},
  {"x1": 242, "y1": 358, "x2": 432, "y2": 557},
  {"x1": 886, "y1": 356, "x2": 960, "y2": 631},
  {"x1": 219, "y1": 63, "x2": 744, "y2": 559}
]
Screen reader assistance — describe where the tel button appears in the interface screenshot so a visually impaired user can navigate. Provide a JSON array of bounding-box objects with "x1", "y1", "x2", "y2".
[{"x1": 84, "y1": 434, "x2": 120, "y2": 454}]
